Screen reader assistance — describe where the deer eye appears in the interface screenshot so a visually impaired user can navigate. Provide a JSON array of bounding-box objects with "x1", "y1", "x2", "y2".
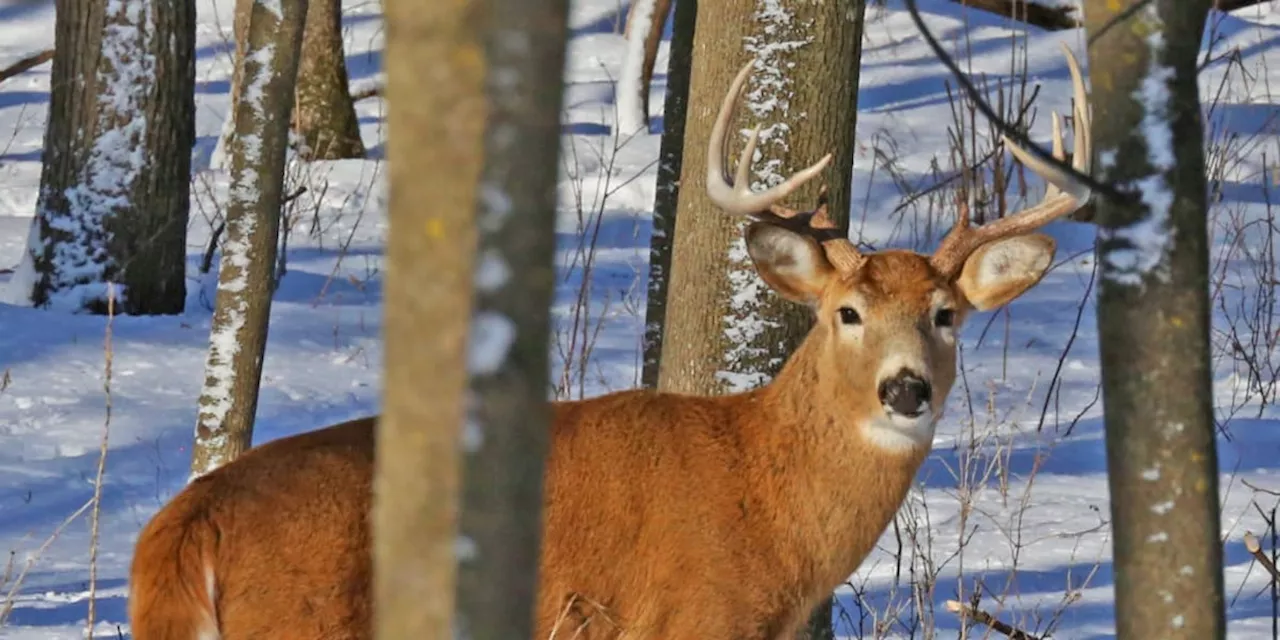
[
  {"x1": 838, "y1": 307, "x2": 862, "y2": 326},
  {"x1": 934, "y1": 308, "x2": 956, "y2": 328}
]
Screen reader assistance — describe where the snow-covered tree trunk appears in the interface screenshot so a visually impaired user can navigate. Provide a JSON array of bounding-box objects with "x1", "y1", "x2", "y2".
[
  {"x1": 3, "y1": 0, "x2": 194, "y2": 314},
  {"x1": 452, "y1": 1, "x2": 568, "y2": 635},
  {"x1": 615, "y1": 0, "x2": 669, "y2": 135},
  {"x1": 655, "y1": 0, "x2": 868, "y2": 635},
  {"x1": 371, "y1": 0, "x2": 484, "y2": 636},
  {"x1": 1084, "y1": 1, "x2": 1224, "y2": 637},
  {"x1": 209, "y1": 0, "x2": 252, "y2": 172},
  {"x1": 294, "y1": 0, "x2": 365, "y2": 160},
  {"x1": 189, "y1": 0, "x2": 308, "y2": 479},
  {"x1": 640, "y1": 0, "x2": 696, "y2": 388}
]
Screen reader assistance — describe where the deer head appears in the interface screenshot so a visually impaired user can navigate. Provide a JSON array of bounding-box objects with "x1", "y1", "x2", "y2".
[{"x1": 707, "y1": 45, "x2": 1093, "y2": 453}]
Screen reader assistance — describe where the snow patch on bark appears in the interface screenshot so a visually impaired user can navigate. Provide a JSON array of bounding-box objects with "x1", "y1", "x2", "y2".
[
  {"x1": 719, "y1": 0, "x2": 812, "y2": 391},
  {"x1": 1100, "y1": 4, "x2": 1177, "y2": 287},
  {"x1": 191, "y1": 37, "x2": 278, "y2": 479}
]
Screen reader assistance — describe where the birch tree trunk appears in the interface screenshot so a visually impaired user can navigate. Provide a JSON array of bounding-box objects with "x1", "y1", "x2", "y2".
[
  {"x1": 640, "y1": 0, "x2": 696, "y2": 388},
  {"x1": 294, "y1": 0, "x2": 365, "y2": 160},
  {"x1": 5, "y1": 0, "x2": 194, "y2": 315},
  {"x1": 1083, "y1": 1, "x2": 1224, "y2": 638},
  {"x1": 372, "y1": 0, "x2": 485, "y2": 635},
  {"x1": 189, "y1": 0, "x2": 307, "y2": 478},
  {"x1": 655, "y1": 0, "x2": 868, "y2": 635},
  {"x1": 452, "y1": 0, "x2": 569, "y2": 634}
]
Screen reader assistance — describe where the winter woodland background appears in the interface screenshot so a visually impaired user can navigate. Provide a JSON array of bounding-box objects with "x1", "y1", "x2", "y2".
[{"x1": 0, "y1": 0, "x2": 1279, "y2": 636}]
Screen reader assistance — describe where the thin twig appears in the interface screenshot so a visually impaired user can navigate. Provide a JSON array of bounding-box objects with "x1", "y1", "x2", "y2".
[
  {"x1": 85, "y1": 283, "x2": 116, "y2": 636},
  {"x1": 946, "y1": 599, "x2": 1042, "y2": 640},
  {"x1": 1246, "y1": 531, "x2": 1280, "y2": 586},
  {"x1": 0, "y1": 49, "x2": 54, "y2": 85},
  {"x1": 901, "y1": 0, "x2": 1123, "y2": 203},
  {"x1": 0, "y1": 498, "x2": 95, "y2": 626}
]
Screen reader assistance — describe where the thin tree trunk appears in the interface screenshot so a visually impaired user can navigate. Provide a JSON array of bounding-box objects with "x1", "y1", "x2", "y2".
[
  {"x1": 209, "y1": 0, "x2": 252, "y2": 171},
  {"x1": 8, "y1": 0, "x2": 194, "y2": 314},
  {"x1": 189, "y1": 0, "x2": 307, "y2": 478},
  {"x1": 452, "y1": 0, "x2": 569, "y2": 635},
  {"x1": 1083, "y1": 1, "x2": 1224, "y2": 638},
  {"x1": 294, "y1": 0, "x2": 365, "y2": 159},
  {"x1": 372, "y1": 0, "x2": 486, "y2": 636},
  {"x1": 655, "y1": 0, "x2": 867, "y2": 635},
  {"x1": 618, "y1": 0, "x2": 671, "y2": 133},
  {"x1": 640, "y1": 0, "x2": 696, "y2": 388}
]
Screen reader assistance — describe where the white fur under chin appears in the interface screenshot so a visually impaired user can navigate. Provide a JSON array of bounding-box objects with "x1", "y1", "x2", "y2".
[{"x1": 861, "y1": 410, "x2": 937, "y2": 453}]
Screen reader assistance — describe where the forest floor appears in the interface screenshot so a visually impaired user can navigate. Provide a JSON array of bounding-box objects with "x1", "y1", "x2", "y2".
[{"x1": 1, "y1": 0, "x2": 1280, "y2": 637}]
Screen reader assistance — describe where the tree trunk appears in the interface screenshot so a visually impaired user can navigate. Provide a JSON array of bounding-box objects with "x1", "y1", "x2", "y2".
[
  {"x1": 208, "y1": 0, "x2": 251, "y2": 171},
  {"x1": 452, "y1": 1, "x2": 569, "y2": 636},
  {"x1": 371, "y1": 0, "x2": 486, "y2": 636},
  {"x1": 189, "y1": 0, "x2": 307, "y2": 478},
  {"x1": 1083, "y1": 1, "x2": 1225, "y2": 638},
  {"x1": 655, "y1": 0, "x2": 867, "y2": 635},
  {"x1": 618, "y1": 0, "x2": 672, "y2": 133},
  {"x1": 294, "y1": 0, "x2": 365, "y2": 160},
  {"x1": 7, "y1": 0, "x2": 194, "y2": 314},
  {"x1": 640, "y1": 0, "x2": 696, "y2": 388}
]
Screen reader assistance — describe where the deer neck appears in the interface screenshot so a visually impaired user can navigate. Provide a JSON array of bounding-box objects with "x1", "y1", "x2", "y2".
[{"x1": 744, "y1": 334, "x2": 928, "y2": 598}]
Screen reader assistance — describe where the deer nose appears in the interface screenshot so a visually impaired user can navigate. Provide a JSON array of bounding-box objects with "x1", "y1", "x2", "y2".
[{"x1": 878, "y1": 371, "x2": 932, "y2": 417}]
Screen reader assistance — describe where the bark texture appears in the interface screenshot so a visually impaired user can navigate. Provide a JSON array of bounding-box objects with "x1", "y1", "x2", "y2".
[
  {"x1": 372, "y1": 0, "x2": 485, "y2": 636},
  {"x1": 1083, "y1": 0, "x2": 1225, "y2": 638},
  {"x1": 189, "y1": 0, "x2": 307, "y2": 478},
  {"x1": 21, "y1": 0, "x2": 194, "y2": 314},
  {"x1": 654, "y1": 0, "x2": 868, "y2": 635},
  {"x1": 640, "y1": 0, "x2": 696, "y2": 388},
  {"x1": 655, "y1": 1, "x2": 865, "y2": 394},
  {"x1": 295, "y1": 0, "x2": 365, "y2": 159},
  {"x1": 452, "y1": 0, "x2": 569, "y2": 635}
]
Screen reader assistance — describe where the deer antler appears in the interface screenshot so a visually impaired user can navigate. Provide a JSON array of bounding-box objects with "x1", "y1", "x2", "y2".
[
  {"x1": 706, "y1": 60, "x2": 865, "y2": 272},
  {"x1": 929, "y1": 43, "x2": 1094, "y2": 278}
]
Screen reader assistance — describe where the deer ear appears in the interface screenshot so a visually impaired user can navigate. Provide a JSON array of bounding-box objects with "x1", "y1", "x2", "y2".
[
  {"x1": 956, "y1": 233, "x2": 1056, "y2": 311},
  {"x1": 744, "y1": 222, "x2": 834, "y2": 305}
]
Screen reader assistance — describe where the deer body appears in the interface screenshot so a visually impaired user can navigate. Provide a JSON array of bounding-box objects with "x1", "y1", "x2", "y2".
[{"x1": 129, "y1": 46, "x2": 1093, "y2": 640}]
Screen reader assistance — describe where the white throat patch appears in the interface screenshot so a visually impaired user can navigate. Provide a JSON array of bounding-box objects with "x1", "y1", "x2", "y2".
[{"x1": 862, "y1": 411, "x2": 938, "y2": 454}]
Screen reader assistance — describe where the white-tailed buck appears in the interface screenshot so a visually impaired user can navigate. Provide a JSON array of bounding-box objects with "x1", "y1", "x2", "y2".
[{"x1": 128, "y1": 45, "x2": 1092, "y2": 639}]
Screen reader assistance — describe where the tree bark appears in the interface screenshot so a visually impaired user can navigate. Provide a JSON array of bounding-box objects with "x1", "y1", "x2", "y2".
[
  {"x1": 655, "y1": 2, "x2": 865, "y2": 395},
  {"x1": 9, "y1": 0, "x2": 194, "y2": 314},
  {"x1": 452, "y1": 1, "x2": 568, "y2": 636},
  {"x1": 640, "y1": 0, "x2": 696, "y2": 388},
  {"x1": 294, "y1": 0, "x2": 365, "y2": 160},
  {"x1": 1083, "y1": 1, "x2": 1225, "y2": 638},
  {"x1": 655, "y1": 0, "x2": 868, "y2": 635},
  {"x1": 372, "y1": 0, "x2": 485, "y2": 636},
  {"x1": 189, "y1": 0, "x2": 307, "y2": 478},
  {"x1": 208, "y1": 0, "x2": 252, "y2": 171}
]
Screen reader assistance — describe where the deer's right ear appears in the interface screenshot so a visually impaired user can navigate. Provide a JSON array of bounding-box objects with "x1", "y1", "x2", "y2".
[{"x1": 744, "y1": 222, "x2": 834, "y2": 305}]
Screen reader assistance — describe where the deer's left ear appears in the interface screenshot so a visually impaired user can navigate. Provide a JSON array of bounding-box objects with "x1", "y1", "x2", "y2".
[{"x1": 956, "y1": 234, "x2": 1056, "y2": 311}]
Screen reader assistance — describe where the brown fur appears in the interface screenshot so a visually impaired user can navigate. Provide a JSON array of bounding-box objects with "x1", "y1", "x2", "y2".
[{"x1": 128, "y1": 247, "x2": 1055, "y2": 640}]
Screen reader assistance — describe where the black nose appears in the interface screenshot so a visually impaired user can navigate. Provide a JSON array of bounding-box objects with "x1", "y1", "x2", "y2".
[{"x1": 878, "y1": 371, "x2": 932, "y2": 417}]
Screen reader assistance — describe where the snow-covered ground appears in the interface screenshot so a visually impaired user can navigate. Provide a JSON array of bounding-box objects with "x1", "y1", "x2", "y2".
[{"x1": 1, "y1": 0, "x2": 1279, "y2": 637}]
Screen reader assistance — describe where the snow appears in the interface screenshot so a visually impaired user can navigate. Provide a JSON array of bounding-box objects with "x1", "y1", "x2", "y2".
[{"x1": 0, "y1": 0, "x2": 1278, "y2": 637}]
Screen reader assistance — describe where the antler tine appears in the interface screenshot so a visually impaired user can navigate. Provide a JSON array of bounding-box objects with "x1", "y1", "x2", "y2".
[
  {"x1": 930, "y1": 43, "x2": 1093, "y2": 277},
  {"x1": 706, "y1": 60, "x2": 835, "y2": 219}
]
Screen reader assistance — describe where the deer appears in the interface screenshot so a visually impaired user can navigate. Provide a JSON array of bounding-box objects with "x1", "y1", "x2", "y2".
[{"x1": 127, "y1": 44, "x2": 1092, "y2": 640}]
